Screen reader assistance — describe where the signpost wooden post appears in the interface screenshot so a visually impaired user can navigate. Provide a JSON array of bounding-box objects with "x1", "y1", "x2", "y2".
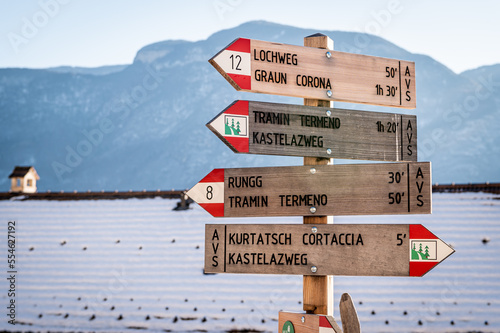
[
  {"x1": 207, "y1": 100, "x2": 417, "y2": 161},
  {"x1": 302, "y1": 34, "x2": 334, "y2": 318},
  {"x1": 209, "y1": 37, "x2": 416, "y2": 108}
]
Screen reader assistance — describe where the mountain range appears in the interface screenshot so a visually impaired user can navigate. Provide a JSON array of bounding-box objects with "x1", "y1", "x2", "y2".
[{"x1": 1, "y1": 21, "x2": 499, "y2": 191}]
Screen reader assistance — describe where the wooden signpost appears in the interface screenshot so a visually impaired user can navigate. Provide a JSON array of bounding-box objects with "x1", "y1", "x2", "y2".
[
  {"x1": 192, "y1": 32, "x2": 453, "y2": 331},
  {"x1": 205, "y1": 224, "x2": 454, "y2": 277},
  {"x1": 186, "y1": 162, "x2": 431, "y2": 217},
  {"x1": 279, "y1": 311, "x2": 343, "y2": 333},
  {"x1": 278, "y1": 294, "x2": 359, "y2": 333},
  {"x1": 209, "y1": 38, "x2": 416, "y2": 108},
  {"x1": 208, "y1": 100, "x2": 417, "y2": 161}
]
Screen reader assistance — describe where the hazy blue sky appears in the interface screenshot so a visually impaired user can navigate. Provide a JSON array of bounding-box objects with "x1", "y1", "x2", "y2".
[{"x1": 1, "y1": 0, "x2": 498, "y2": 73}]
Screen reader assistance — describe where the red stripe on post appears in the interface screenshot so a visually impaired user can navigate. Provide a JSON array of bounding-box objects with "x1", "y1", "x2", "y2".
[
  {"x1": 200, "y1": 169, "x2": 224, "y2": 183},
  {"x1": 410, "y1": 261, "x2": 439, "y2": 277},
  {"x1": 199, "y1": 203, "x2": 224, "y2": 217},
  {"x1": 228, "y1": 73, "x2": 251, "y2": 90},
  {"x1": 226, "y1": 38, "x2": 250, "y2": 53},
  {"x1": 410, "y1": 224, "x2": 437, "y2": 239},
  {"x1": 319, "y1": 316, "x2": 331, "y2": 328},
  {"x1": 225, "y1": 100, "x2": 249, "y2": 116},
  {"x1": 227, "y1": 137, "x2": 249, "y2": 153}
]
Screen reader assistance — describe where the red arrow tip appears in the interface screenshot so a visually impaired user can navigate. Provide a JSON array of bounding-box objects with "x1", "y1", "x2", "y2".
[
  {"x1": 409, "y1": 224, "x2": 454, "y2": 276},
  {"x1": 210, "y1": 38, "x2": 251, "y2": 91}
]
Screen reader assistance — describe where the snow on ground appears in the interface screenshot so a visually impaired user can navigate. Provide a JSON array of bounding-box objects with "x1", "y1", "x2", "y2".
[{"x1": 0, "y1": 192, "x2": 499, "y2": 333}]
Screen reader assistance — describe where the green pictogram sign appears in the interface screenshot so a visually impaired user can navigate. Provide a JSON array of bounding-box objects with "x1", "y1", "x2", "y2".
[
  {"x1": 282, "y1": 320, "x2": 294, "y2": 333},
  {"x1": 224, "y1": 115, "x2": 246, "y2": 136},
  {"x1": 411, "y1": 240, "x2": 437, "y2": 261}
]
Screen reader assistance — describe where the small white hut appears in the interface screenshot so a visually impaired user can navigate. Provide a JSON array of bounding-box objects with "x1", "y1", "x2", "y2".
[{"x1": 8, "y1": 166, "x2": 40, "y2": 193}]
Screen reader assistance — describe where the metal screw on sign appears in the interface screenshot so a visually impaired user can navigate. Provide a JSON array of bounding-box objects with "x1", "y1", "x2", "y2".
[
  {"x1": 326, "y1": 110, "x2": 332, "y2": 117},
  {"x1": 301, "y1": 316, "x2": 305, "y2": 323},
  {"x1": 311, "y1": 266, "x2": 318, "y2": 273},
  {"x1": 325, "y1": 51, "x2": 332, "y2": 59},
  {"x1": 310, "y1": 167, "x2": 316, "y2": 174},
  {"x1": 311, "y1": 226, "x2": 318, "y2": 233},
  {"x1": 326, "y1": 148, "x2": 332, "y2": 155},
  {"x1": 326, "y1": 90, "x2": 333, "y2": 97},
  {"x1": 310, "y1": 207, "x2": 317, "y2": 214}
]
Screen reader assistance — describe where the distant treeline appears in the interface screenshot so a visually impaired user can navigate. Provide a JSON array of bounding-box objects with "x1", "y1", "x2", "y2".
[
  {"x1": 432, "y1": 183, "x2": 500, "y2": 194},
  {"x1": 0, "y1": 189, "x2": 185, "y2": 201}
]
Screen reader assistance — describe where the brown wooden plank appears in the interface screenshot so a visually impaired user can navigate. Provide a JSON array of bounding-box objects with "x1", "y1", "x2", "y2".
[
  {"x1": 204, "y1": 224, "x2": 455, "y2": 276},
  {"x1": 209, "y1": 38, "x2": 416, "y2": 108},
  {"x1": 187, "y1": 162, "x2": 431, "y2": 217},
  {"x1": 205, "y1": 224, "x2": 410, "y2": 276},
  {"x1": 207, "y1": 100, "x2": 418, "y2": 161}
]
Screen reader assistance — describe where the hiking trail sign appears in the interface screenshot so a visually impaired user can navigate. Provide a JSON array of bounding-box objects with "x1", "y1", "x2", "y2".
[
  {"x1": 205, "y1": 224, "x2": 454, "y2": 277},
  {"x1": 208, "y1": 100, "x2": 417, "y2": 161},
  {"x1": 279, "y1": 312, "x2": 343, "y2": 333},
  {"x1": 209, "y1": 38, "x2": 416, "y2": 108},
  {"x1": 186, "y1": 162, "x2": 431, "y2": 218}
]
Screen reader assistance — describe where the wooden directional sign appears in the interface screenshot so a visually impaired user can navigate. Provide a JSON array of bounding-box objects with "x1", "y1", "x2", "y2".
[
  {"x1": 205, "y1": 224, "x2": 454, "y2": 277},
  {"x1": 279, "y1": 312, "x2": 342, "y2": 333},
  {"x1": 208, "y1": 100, "x2": 417, "y2": 161},
  {"x1": 209, "y1": 38, "x2": 416, "y2": 108},
  {"x1": 186, "y1": 162, "x2": 431, "y2": 217}
]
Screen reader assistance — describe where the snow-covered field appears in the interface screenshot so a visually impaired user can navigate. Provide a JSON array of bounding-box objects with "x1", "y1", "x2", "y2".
[{"x1": 0, "y1": 192, "x2": 498, "y2": 333}]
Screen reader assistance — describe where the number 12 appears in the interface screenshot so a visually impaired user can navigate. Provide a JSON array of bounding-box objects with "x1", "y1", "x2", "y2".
[{"x1": 230, "y1": 54, "x2": 241, "y2": 70}]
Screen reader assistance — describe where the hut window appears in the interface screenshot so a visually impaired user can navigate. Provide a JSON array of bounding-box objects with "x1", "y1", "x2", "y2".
[{"x1": 27, "y1": 179, "x2": 32, "y2": 186}]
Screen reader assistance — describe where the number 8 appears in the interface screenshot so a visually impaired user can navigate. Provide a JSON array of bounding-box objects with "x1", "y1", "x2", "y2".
[{"x1": 206, "y1": 186, "x2": 213, "y2": 200}]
